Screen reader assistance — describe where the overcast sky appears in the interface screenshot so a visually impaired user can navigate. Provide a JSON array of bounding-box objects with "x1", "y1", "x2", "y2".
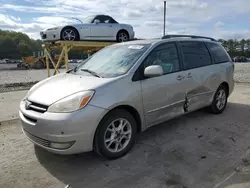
[{"x1": 0, "y1": 0, "x2": 250, "y2": 40}]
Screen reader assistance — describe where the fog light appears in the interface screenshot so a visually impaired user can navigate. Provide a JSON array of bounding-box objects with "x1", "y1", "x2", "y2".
[{"x1": 50, "y1": 141, "x2": 75, "y2": 149}]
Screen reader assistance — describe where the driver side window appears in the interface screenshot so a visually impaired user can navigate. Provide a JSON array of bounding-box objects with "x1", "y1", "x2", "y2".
[
  {"x1": 144, "y1": 43, "x2": 180, "y2": 74},
  {"x1": 95, "y1": 16, "x2": 104, "y2": 23}
]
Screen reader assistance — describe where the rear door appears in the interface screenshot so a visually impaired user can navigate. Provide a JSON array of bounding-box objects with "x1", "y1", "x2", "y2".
[
  {"x1": 178, "y1": 41, "x2": 215, "y2": 112},
  {"x1": 206, "y1": 42, "x2": 234, "y2": 95}
]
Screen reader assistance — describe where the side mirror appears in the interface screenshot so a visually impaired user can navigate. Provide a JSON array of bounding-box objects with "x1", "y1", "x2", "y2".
[
  {"x1": 144, "y1": 65, "x2": 163, "y2": 78},
  {"x1": 93, "y1": 19, "x2": 100, "y2": 24}
]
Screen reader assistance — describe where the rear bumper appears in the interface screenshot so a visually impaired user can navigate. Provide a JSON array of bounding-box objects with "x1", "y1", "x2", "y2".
[{"x1": 129, "y1": 30, "x2": 135, "y2": 39}]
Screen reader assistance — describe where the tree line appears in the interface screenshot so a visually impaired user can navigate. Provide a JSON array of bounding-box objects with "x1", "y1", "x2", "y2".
[
  {"x1": 1, "y1": 29, "x2": 250, "y2": 59},
  {"x1": 0, "y1": 30, "x2": 43, "y2": 59},
  {"x1": 0, "y1": 30, "x2": 88, "y2": 60},
  {"x1": 218, "y1": 39, "x2": 250, "y2": 58}
]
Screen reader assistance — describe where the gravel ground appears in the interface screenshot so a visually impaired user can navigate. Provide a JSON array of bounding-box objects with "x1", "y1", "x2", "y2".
[
  {"x1": 234, "y1": 63, "x2": 250, "y2": 83},
  {"x1": 0, "y1": 63, "x2": 18, "y2": 70},
  {"x1": 0, "y1": 63, "x2": 78, "y2": 84},
  {"x1": 2, "y1": 85, "x2": 250, "y2": 188}
]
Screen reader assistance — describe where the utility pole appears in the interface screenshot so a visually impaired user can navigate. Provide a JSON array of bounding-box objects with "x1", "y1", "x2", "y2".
[{"x1": 163, "y1": 1, "x2": 166, "y2": 37}]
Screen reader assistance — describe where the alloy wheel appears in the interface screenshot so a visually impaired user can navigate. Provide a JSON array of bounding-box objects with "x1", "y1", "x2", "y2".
[
  {"x1": 118, "y1": 32, "x2": 128, "y2": 42},
  {"x1": 62, "y1": 29, "x2": 76, "y2": 41},
  {"x1": 104, "y1": 118, "x2": 132, "y2": 153},
  {"x1": 216, "y1": 89, "x2": 227, "y2": 110}
]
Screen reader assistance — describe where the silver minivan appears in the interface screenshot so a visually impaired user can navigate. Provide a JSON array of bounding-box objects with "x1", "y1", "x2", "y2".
[{"x1": 19, "y1": 35, "x2": 234, "y2": 159}]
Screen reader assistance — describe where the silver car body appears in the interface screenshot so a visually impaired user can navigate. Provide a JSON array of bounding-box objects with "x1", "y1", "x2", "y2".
[
  {"x1": 40, "y1": 15, "x2": 135, "y2": 42},
  {"x1": 20, "y1": 38, "x2": 234, "y2": 154}
]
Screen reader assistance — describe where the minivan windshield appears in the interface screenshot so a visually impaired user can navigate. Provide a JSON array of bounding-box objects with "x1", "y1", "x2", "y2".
[{"x1": 73, "y1": 44, "x2": 150, "y2": 78}]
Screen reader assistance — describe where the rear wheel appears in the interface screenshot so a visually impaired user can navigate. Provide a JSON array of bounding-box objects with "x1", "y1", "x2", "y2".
[
  {"x1": 208, "y1": 85, "x2": 228, "y2": 114},
  {"x1": 61, "y1": 27, "x2": 79, "y2": 41},
  {"x1": 33, "y1": 61, "x2": 44, "y2": 69},
  {"x1": 94, "y1": 109, "x2": 137, "y2": 159},
  {"x1": 116, "y1": 31, "x2": 129, "y2": 42}
]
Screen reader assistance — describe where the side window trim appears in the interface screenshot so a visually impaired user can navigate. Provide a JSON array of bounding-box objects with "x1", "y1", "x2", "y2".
[
  {"x1": 176, "y1": 41, "x2": 185, "y2": 71},
  {"x1": 204, "y1": 42, "x2": 215, "y2": 64},
  {"x1": 132, "y1": 41, "x2": 182, "y2": 82},
  {"x1": 178, "y1": 40, "x2": 213, "y2": 71}
]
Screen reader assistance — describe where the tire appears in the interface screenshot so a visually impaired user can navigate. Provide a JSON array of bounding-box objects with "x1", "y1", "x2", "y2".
[
  {"x1": 33, "y1": 61, "x2": 44, "y2": 69},
  {"x1": 208, "y1": 85, "x2": 228, "y2": 114},
  {"x1": 116, "y1": 30, "x2": 129, "y2": 42},
  {"x1": 94, "y1": 109, "x2": 137, "y2": 159},
  {"x1": 61, "y1": 27, "x2": 79, "y2": 41}
]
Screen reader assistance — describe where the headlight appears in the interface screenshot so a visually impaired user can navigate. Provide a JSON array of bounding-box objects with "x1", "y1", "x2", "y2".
[{"x1": 47, "y1": 90, "x2": 95, "y2": 113}]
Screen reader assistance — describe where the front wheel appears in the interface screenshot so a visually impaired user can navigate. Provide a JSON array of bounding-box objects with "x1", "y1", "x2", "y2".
[
  {"x1": 94, "y1": 109, "x2": 137, "y2": 159},
  {"x1": 61, "y1": 27, "x2": 79, "y2": 41},
  {"x1": 208, "y1": 85, "x2": 228, "y2": 114}
]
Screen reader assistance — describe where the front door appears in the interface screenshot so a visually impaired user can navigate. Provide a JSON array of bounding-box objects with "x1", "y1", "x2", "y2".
[
  {"x1": 140, "y1": 42, "x2": 187, "y2": 127},
  {"x1": 90, "y1": 16, "x2": 114, "y2": 38}
]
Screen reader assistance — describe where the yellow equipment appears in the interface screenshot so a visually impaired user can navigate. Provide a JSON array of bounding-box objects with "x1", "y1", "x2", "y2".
[
  {"x1": 18, "y1": 51, "x2": 64, "y2": 69},
  {"x1": 43, "y1": 40, "x2": 116, "y2": 77},
  {"x1": 18, "y1": 56, "x2": 45, "y2": 69}
]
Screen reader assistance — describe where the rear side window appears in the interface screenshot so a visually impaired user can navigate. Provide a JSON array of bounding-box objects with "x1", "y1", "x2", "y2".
[
  {"x1": 180, "y1": 41, "x2": 212, "y2": 70},
  {"x1": 207, "y1": 42, "x2": 231, "y2": 64}
]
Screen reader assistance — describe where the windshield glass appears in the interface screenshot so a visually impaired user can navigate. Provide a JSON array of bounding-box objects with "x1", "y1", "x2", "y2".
[
  {"x1": 82, "y1": 16, "x2": 95, "y2": 23},
  {"x1": 74, "y1": 44, "x2": 150, "y2": 78}
]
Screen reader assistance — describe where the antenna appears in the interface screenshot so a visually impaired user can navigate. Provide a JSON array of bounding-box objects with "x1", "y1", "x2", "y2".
[
  {"x1": 72, "y1": 17, "x2": 83, "y2": 24},
  {"x1": 163, "y1": 1, "x2": 166, "y2": 36}
]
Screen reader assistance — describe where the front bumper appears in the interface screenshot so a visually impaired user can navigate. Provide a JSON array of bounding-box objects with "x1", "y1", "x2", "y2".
[
  {"x1": 40, "y1": 29, "x2": 61, "y2": 42},
  {"x1": 19, "y1": 100, "x2": 108, "y2": 154}
]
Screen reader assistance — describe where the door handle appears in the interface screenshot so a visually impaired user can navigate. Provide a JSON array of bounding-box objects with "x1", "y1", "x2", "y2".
[
  {"x1": 109, "y1": 25, "x2": 112, "y2": 27},
  {"x1": 176, "y1": 75, "x2": 185, "y2": 81},
  {"x1": 186, "y1": 73, "x2": 192, "y2": 78}
]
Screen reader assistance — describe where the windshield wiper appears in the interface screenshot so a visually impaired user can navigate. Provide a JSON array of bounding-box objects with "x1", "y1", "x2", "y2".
[{"x1": 80, "y1": 69, "x2": 102, "y2": 78}]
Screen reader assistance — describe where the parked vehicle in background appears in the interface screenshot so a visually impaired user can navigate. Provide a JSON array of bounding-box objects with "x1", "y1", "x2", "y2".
[
  {"x1": 0, "y1": 58, "x2": 10, "y2": 63},
  {"x1": 40, "y1": 15, "x2": 135, "y2": 42},
  {"x1": 233, "y1": 56, "x2": 247, "y2": 62},
  {"x1": 20, "y1": 35, "x2": 234, "y2": 159}
]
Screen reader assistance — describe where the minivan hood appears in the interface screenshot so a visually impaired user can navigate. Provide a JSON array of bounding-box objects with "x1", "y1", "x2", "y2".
[{"x1": 26, "y1": 73, "x2": 114, "y2": 106}]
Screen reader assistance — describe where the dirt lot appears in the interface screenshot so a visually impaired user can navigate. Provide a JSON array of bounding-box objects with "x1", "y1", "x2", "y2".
[{"x1": 1, "y1": 85, "x2": 250, "y2": 188}]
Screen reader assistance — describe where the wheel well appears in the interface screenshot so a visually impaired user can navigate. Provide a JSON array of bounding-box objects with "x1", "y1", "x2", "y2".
[
  {"x1": 101, "y1": 105, "x2": 142, "y2": 133},
  {"x1": 61, "y1": 26, "x2": 80, "y2": 39},
  {"x1": 92, "y1": 105, "x2": 142, "y2": 150},
  {"x1": 220, "y1": 82, "x2": 229, "y2": 96},
  {"x1": 117, "y1": 29, "x2": 129, "y2": 39}
]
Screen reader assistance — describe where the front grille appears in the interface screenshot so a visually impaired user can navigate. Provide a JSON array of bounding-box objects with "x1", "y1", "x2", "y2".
[
  {"x1": 24, "y1": 130, "x2": 50, "y2": 148},
  {"x1": 26, "y1": 100, "x2": 48, "y2": 113}
]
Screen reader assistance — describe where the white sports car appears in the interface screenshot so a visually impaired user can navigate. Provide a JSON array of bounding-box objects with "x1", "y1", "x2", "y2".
[{"x1": 40, "y1": 15, "x2": 135, "y2": 42}]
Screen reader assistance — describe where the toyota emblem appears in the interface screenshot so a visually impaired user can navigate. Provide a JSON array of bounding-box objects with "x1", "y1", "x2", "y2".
[{"x1": 25, "y1": 101, "x2": 32, "y2": 110}]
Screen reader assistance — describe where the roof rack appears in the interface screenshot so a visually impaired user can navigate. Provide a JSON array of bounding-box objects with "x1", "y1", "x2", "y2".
[{"x1": 162, "y1": 35, "x2": 217, "y2": 41}]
